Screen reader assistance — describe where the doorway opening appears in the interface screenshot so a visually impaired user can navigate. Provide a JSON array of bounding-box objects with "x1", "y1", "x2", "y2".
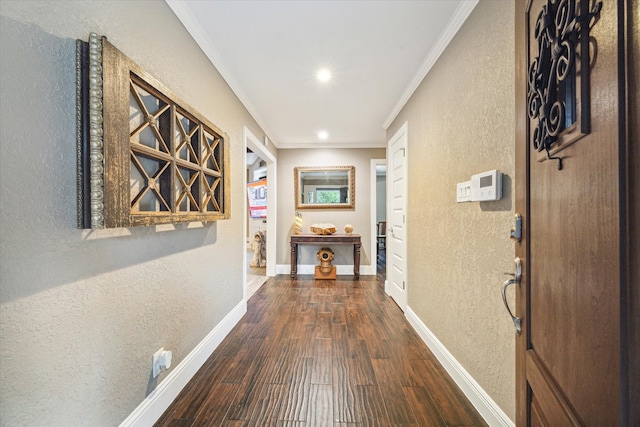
[
  {"x1": 371, "y1": 159, "x2": 387, "y2": 281},
  {"x1": 243, "y1": 126, "x2": 277, "y2": 302}
]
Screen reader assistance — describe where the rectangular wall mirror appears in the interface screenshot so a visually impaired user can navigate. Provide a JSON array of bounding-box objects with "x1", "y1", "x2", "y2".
[{"x1": 294, "y1": 166, "x2": 355, "y2": 210}]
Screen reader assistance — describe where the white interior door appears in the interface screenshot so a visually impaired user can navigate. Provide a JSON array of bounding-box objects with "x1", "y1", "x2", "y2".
[{"x1": 386, "y1": 122, "x2": 407, "y2": 311}]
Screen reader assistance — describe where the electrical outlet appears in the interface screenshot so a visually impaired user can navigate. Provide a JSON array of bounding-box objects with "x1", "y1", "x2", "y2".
[
  {"x1": 152, "y1": 347, "x2": 173, "y2": 378},
  {"x1": 152, "y1": 347, "x2": 164, "y2": 378}
]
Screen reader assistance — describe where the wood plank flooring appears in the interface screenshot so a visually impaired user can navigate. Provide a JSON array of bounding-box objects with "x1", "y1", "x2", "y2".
[{"x1": 155, "y1": 273, "x2": 487, "y2": 427}]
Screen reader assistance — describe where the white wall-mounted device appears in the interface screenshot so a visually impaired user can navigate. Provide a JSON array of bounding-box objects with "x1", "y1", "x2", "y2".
[{"x1": 471, "y1": 169, "x2": 502, "y2": 201}]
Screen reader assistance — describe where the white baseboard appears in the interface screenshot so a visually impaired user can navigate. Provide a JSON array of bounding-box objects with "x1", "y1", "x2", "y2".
[
  {"x1": 275, "y1": 263, "x2": 376, "y2": 276},
  {"x1": 119, "y1": 300, "x2": 247, "y2": 427},
  {"x1": 358, "y1": 264, "x2": 376, "y2": 275},
  {"x1": 405, "y1": 306, "x2": 514, "y2": 427},
  {"x1": 275, "y1": 263, "x2": 290, "y2": 275}
]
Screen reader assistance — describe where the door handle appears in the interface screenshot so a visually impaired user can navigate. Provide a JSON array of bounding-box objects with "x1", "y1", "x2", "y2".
[
  {"x1": 501, "y1": 257, "x2": 522, "y2": 334},
  {"x1": 502, "y1": 279, "x2": 521, "y2": 334}
]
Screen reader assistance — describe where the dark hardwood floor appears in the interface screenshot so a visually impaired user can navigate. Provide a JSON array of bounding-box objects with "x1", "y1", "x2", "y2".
[{"x1": 155, "y1": 265, "x2": 487, "y2": 426}]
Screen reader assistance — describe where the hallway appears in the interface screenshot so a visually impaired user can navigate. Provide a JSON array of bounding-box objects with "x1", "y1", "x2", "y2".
[{"x1": 155, "y1": 273, "x2": 486, "y2": 426}]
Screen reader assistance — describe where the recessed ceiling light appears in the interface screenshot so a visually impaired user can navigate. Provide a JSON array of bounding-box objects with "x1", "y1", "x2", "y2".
[
  {"x1": 317, "y1": 131, "x2": 329, "y2": 140},
  {"x1": 316, "y1": 68, "x2": 331, "y2": 82}
]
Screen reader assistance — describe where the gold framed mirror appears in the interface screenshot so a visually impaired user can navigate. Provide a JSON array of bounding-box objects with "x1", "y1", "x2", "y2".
[{"x1": 294, "y1": 166, "x2": 355, "y2": 210}]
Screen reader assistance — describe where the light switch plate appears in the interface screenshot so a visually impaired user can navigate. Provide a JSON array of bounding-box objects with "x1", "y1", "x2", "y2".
[{"x1": 457, "y1": 181, "x2": 472, "y2": 203}]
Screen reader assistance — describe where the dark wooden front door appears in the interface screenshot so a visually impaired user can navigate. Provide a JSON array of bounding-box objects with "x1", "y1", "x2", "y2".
[{"x1": 515, "y1": 1, "x2": 637, "y2": 425}]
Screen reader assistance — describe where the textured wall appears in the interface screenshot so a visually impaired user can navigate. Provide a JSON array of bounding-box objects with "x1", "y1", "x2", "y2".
[
  {"x1": 0, "y1": 1, "x2": 267, "y2": 425},
  {"x1": 387, "y1": 0, "x2": 516, "y2": 420},
  {"x1": 276, "y1": 148, "x2": 385, "y2": 268}
]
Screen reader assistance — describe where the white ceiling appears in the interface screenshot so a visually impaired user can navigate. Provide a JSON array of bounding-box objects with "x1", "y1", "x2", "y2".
[{"x1": 166, "y1": 0, "x2": 477, "y2": 149}]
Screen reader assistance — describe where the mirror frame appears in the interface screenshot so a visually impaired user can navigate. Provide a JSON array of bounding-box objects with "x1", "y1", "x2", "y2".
[{"x1": 294, "y1": 166, "x2": 355, "y2": 210}]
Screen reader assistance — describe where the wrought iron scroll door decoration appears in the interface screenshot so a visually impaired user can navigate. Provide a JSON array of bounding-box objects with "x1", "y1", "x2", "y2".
[{"x1": 526, "y1": 0, "x2": 602, "y2": 170}]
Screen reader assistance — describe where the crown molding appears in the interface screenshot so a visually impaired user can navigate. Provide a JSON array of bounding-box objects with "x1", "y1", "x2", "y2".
[
  {"x1": 382, "y1": 0, "x2": 479, "y2": 130},
  {"x1": 277, "y1": 141, "x2": 386, "y2": 150},
  {"x1": 165, "y1": 0, "x2": 279, "y2": 148}
]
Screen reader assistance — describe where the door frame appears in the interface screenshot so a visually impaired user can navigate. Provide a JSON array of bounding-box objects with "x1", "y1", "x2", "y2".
[
  {"x1": 514, "y1": 2, "x2": 528, "y2": 423},
  {"x1": 243, "y1": 126, "x2": 277, "y2": 301},
  {"x1": 385, "y1": 121, "x2": 408, "y2": 311},
  {"x1": 370, "y1": 158, "x2": 386, "y2": 275}
]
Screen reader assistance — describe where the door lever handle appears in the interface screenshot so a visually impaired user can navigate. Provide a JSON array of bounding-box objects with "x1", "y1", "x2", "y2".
[
  {"x1": 501, "y1": 257, "x2": 522, "y2": 334},
  {"x1": 502, "y1": 278, "x2": 521, "y2": 334}
]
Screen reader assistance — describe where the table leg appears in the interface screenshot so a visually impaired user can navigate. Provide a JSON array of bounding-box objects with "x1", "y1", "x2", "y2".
[
  {"x1": 290, "y1": 242, "x2": 298, "y2": 278},
  {"x1": 354, "y1": 243, "x2": 361, "y2": 278}
]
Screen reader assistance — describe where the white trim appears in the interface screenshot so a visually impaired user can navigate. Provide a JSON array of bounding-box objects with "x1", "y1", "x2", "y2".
[
  {"x1": 360, "y1": 265, "x2": 376, "y2": 276},
  {"x1": 165, "y1": 0, "x2": 278, "y2": 149},
  {"x1": 275, "y1": 264, "x2": 290, "y2": 275},
  {"x1": 277, "y1": 141, "x2": 385, "y2": 150},
  {"x1": 265, "y1": 165, "x2": 276, "y2": 277},
  {"x1": 244, "y1": 126, "x2": 276, "y2": 164},
  {"x1": 242, "y1": 129, "x2": 248, "y2": 302},
  {"x1": 382, "y1": 1, "x2": 479, "y2": 129},
  {"x1": 405, "y1": 306, "x2": 515, "y2": 427},
  {"x1": 370, "y1": 159, "x2": 386, "y2": 276},
  {"x1": 119, "y1": 300, "x2": 247, "y2": 427},
  {"x1": 275, "y1": 264, "x2": 376, "y2": 276}
]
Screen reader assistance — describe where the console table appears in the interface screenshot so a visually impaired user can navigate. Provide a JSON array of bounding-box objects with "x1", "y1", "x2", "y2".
[{"x1": 290, "y1": 234, "x2": 361, "y2": 279}]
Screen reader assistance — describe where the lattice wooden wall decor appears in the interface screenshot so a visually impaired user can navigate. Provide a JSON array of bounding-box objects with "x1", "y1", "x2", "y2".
[{"x1": 76, "y1": 33, "x2": 230, "y2": 228}]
